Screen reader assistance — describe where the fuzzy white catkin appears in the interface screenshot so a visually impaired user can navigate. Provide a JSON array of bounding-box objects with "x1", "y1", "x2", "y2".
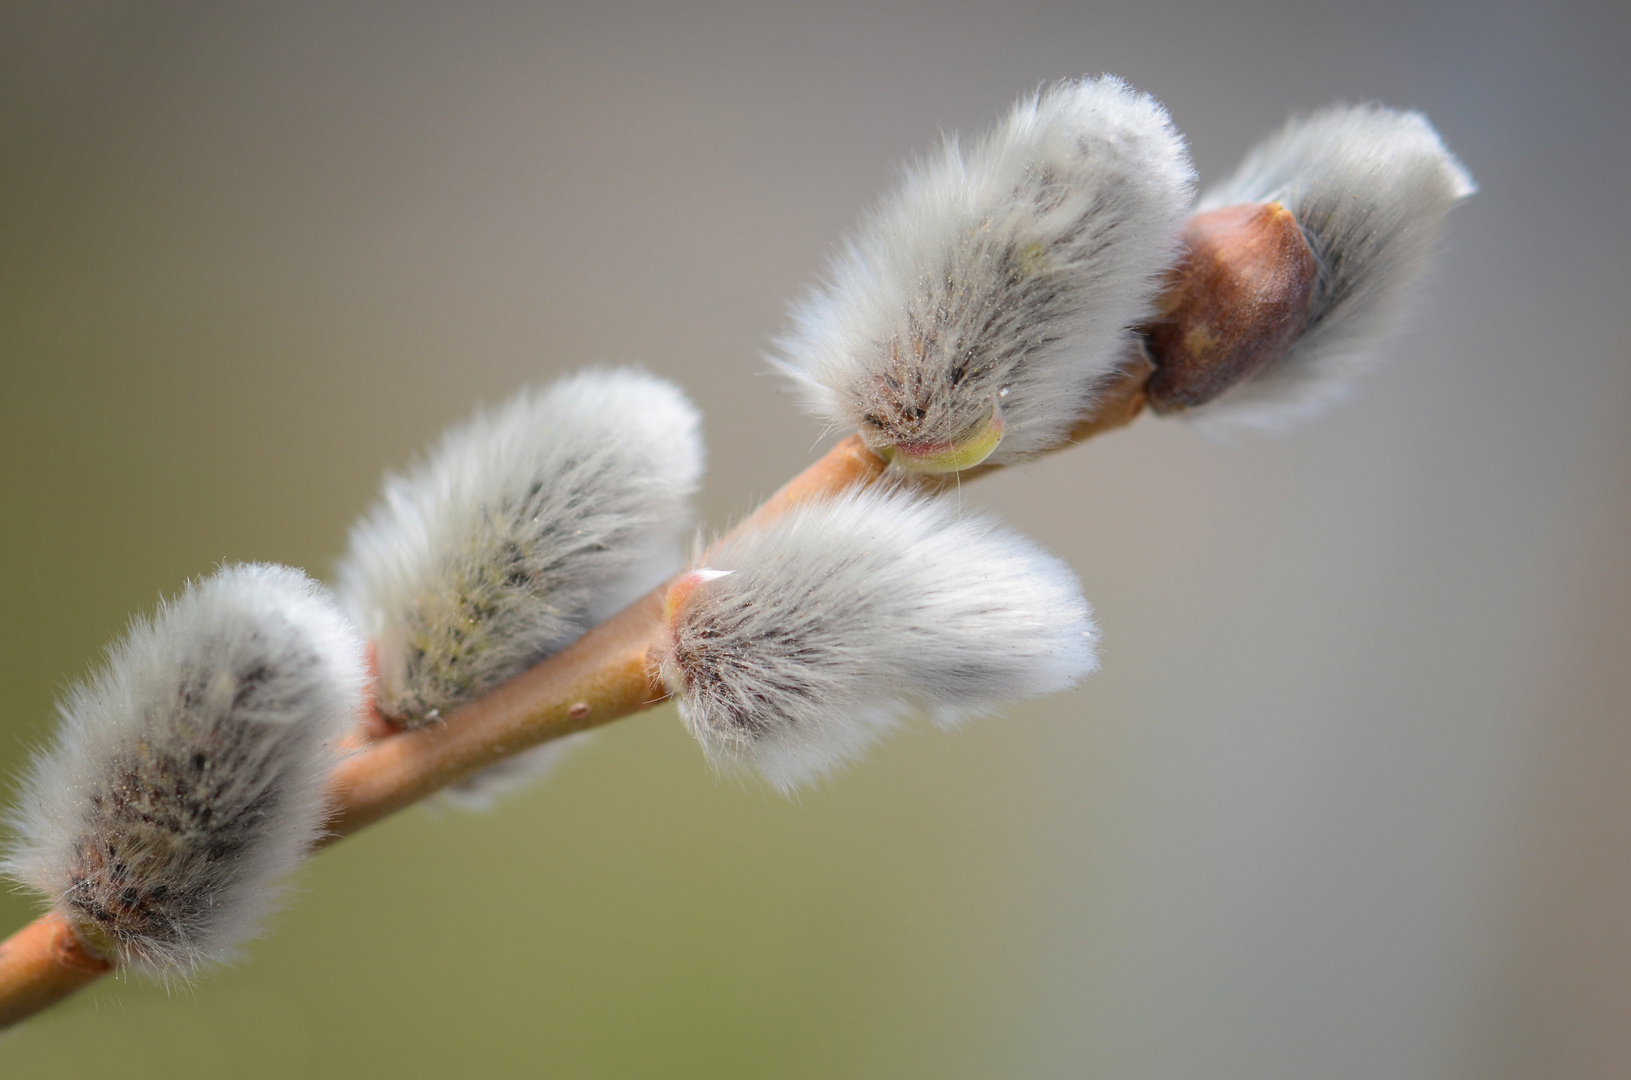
[
  {"x1": 774, "y1": 75, "x2": 1195, "y2": 466},
  {"x1": 337, "y1": 368, "x2": 702, "y2": 806},
  {"x1": 1194, "y1": 104, "x2": 1476, "y2": 431},
  {"x1": 2, "y1": 564, "x2": 366, "y2": 976},
  {"x1": 661, "y1": 488, "x2": 1099, "y2": 792},
  {"x1": 337, "y1": 368, "x2": 704, "y2": 730}
]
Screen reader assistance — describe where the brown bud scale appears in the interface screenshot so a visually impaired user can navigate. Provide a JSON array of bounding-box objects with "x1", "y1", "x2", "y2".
[{"x1": 1144, "y1": 202, "x2": 1317, "y2": 411}]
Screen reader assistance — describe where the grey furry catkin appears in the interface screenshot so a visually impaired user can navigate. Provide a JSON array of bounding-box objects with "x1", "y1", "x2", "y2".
[
  {"x1": 661, "y1": 487, "x2": 1099, "y2": 791},
  {"x1": 773, "y1": 75, "x2": 1195, "y2": 471},
  {"x1": 1193, "y1": 104, "x2": 1475, "y2": 429},
  {"x1": 2, "y1": 564, "x2": 366, "y2": 975},
  {"x1": 337, "y1": 367, "x2": 704, "y2": 730}
]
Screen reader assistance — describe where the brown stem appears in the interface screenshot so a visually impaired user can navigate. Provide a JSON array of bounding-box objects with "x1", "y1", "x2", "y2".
[
  {"x1": 329, "y1": 432, "x2": 891, "y2": 838},
  {"x1": 1067, "y1": 349, "x2": 1155, "y2": 443},
  {"x1": 0, "y1": 913, "x2": 113, "y2": 1030},
  {"x1": 0, "y1": 364, "x2": 1153, "y2": 1028},
  {"x1": 326, "y1": 591, "x2": 671, "y2": 838},
  {"x1": 916, "y1": 349, "x2": 1152, "y2": 487}
]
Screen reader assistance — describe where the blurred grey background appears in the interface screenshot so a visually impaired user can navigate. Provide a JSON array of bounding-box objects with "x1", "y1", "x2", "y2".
[{"x1": 1, "y1": 1, "x2": 1627, "y2": 1077}]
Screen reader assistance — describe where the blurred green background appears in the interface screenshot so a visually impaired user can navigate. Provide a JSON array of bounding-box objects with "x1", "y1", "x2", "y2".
[{"x1": 2, "y1": 2, "x2": 1628, "y2": 1076}]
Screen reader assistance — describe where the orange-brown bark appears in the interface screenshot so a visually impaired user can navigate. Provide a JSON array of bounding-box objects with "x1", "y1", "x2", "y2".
[
  {"x1": 0, "y1": 912, "x2": 112, "y2": 1030},
  {"x1": 0, "y1": 352, "x2": 1155, "y2": 1030}
]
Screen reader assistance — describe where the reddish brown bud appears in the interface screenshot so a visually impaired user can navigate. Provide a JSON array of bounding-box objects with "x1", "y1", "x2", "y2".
[{"x1": 1143, "y1": 202, "x2": 1318, "y2": 412}]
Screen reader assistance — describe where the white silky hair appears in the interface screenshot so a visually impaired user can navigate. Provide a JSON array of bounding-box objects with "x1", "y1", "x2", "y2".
[
  {"x1": 661, "y1": 487, "x2": 1099, "y2": 792},
  {"x1": 773, "y1": 75, "x2": 1195, "y2": 463},
  {"x1": 337, "y1": 368, "x2": 704, "y2": 750},
  {"x1": 1193, "y1": 104, "x2": 1476, "y2": 431},
  {"x1": 1, "y1": 564, "x2": 367, "y2": 976}
]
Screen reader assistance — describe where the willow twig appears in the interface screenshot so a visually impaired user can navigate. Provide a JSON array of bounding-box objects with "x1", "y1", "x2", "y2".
[{"x1": 0, "y1": 361, "x2": 1151, "y2": 1028}]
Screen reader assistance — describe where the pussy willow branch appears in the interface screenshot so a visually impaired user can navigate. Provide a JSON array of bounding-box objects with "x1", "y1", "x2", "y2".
[{"x1": 0, "y1": 353, "x2": 1152, "y2": 1029}]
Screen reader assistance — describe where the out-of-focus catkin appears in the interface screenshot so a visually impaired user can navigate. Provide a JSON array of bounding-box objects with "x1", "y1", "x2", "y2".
[{"x1": 1145, "y1": 104, "x2": 1474, "y2": 427}]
